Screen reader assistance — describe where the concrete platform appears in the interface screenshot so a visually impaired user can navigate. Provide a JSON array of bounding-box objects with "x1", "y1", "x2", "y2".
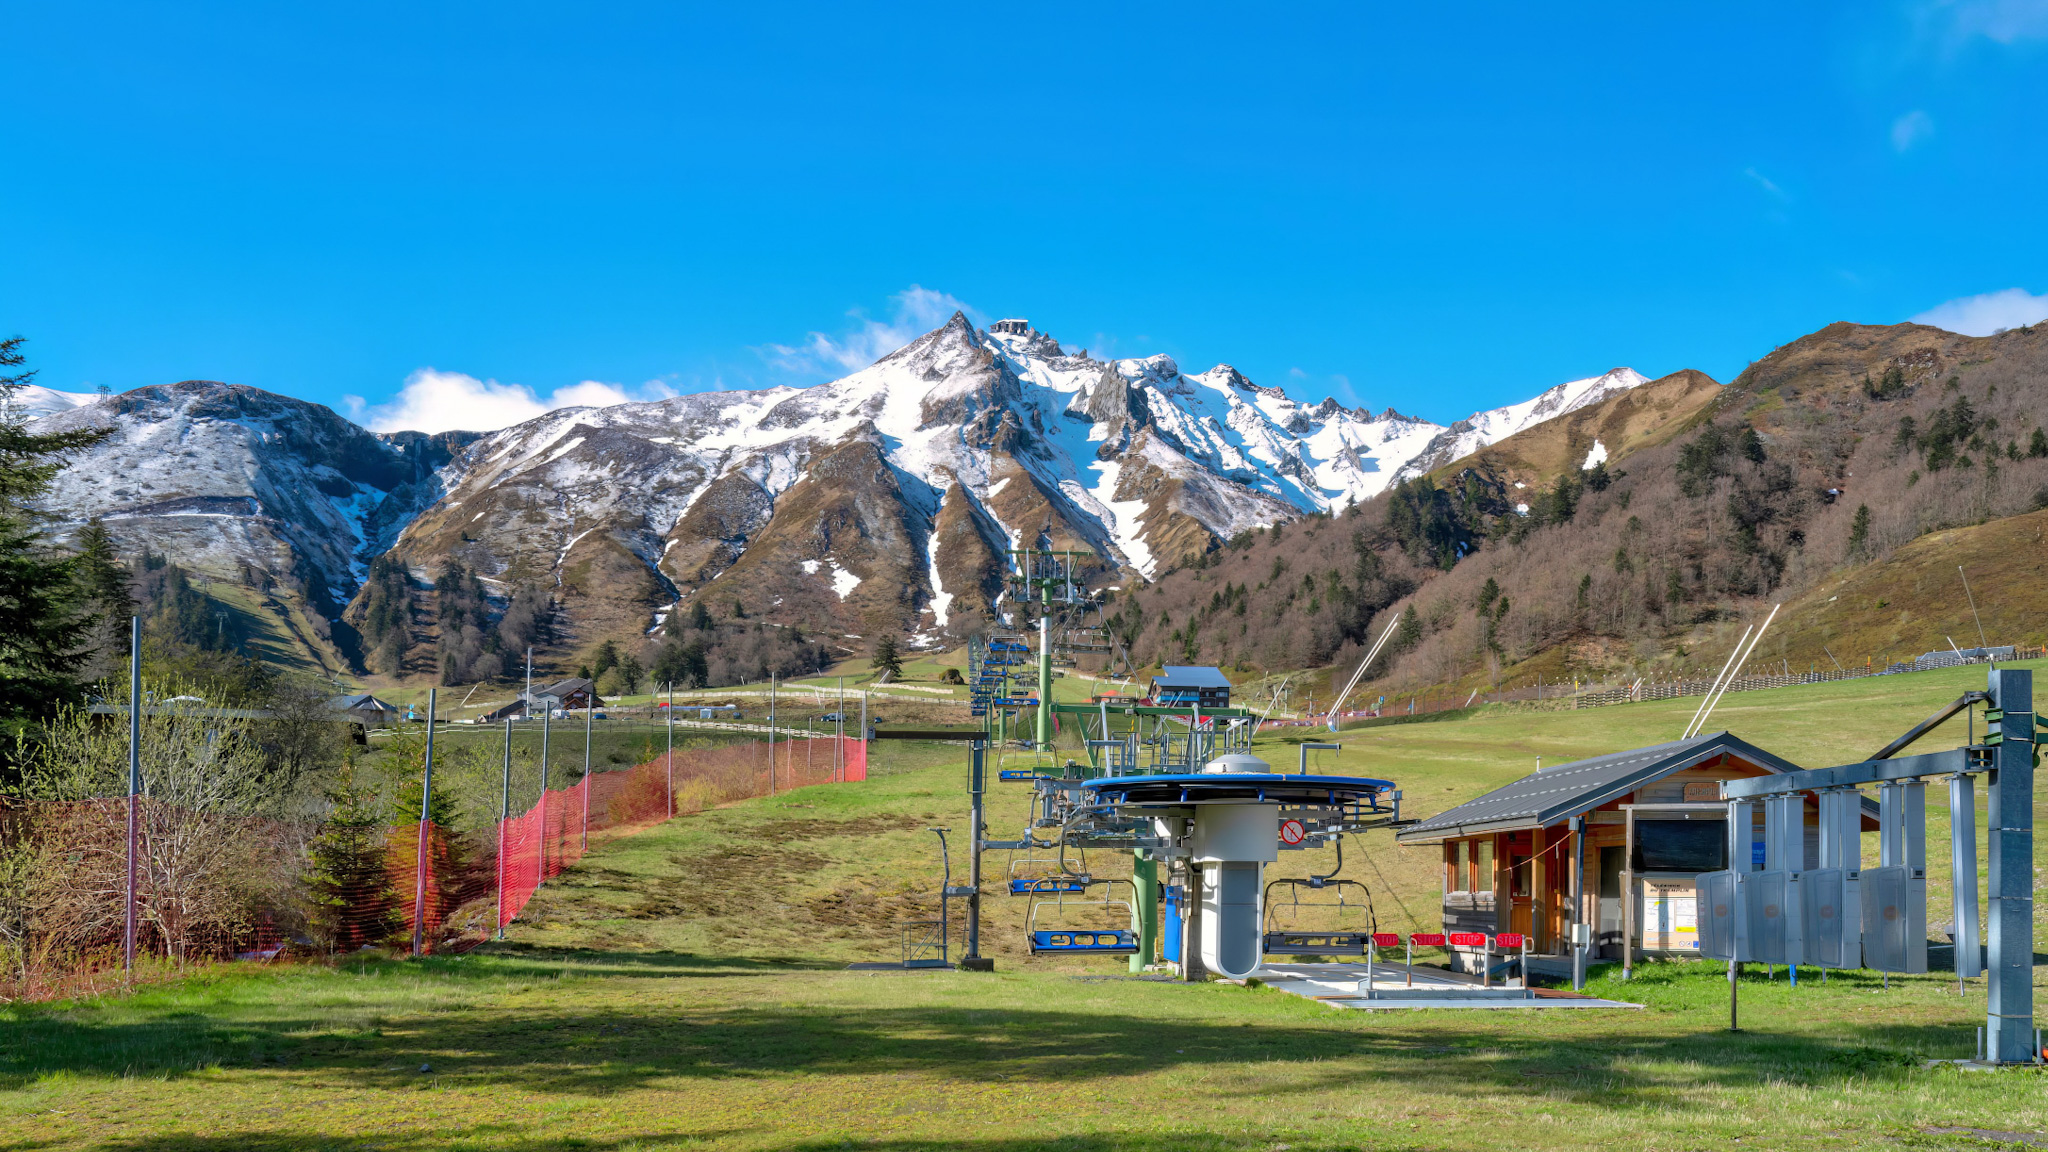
[{"x1": 1254, "y1": 960, "x2": 1642, "y2": 1011}]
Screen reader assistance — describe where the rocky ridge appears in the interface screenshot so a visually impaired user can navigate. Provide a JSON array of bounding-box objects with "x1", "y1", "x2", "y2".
[{"x1": 28, "y1": 316, "x2": 1662, "y2": 667}]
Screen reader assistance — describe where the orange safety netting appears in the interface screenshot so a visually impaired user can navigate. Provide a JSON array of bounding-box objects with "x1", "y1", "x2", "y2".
[
  {"x1": 434, "y1": 734, "x2": 870, "y2": 947},
  {"x1": 4, "y1": 735, "x2": 876, "y2": 989}
]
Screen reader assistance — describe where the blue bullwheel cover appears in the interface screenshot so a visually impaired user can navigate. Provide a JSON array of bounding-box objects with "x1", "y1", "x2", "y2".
[{"x1": 1081, "y1": 772, "x2": 1394, "y2": 807}]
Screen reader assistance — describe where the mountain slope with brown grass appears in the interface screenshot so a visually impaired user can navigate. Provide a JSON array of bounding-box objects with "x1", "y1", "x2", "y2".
[
  {"x1": 1434, "y1": 368, "x2": 1722, "y2": 491},
  {"x1": 1116, "y1": 319, "x2": 2048, "y2": 700}
]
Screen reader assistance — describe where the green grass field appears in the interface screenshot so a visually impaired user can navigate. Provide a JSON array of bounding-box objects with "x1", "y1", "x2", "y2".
[{"x1": 5, "y1": 661, "x2": 2046, "y2": 1150}]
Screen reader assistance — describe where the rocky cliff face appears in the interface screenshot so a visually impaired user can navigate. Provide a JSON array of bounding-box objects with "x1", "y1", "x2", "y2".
[
  {"x1": 30, "y1": 316, "x2": 1669, "y2": 670},
  {"x1": 361, "y1": 313, "x2": 1568, "y2": 651},
  {"x1": 34, "y1": 382, "x2": 472, "y2": 622}
]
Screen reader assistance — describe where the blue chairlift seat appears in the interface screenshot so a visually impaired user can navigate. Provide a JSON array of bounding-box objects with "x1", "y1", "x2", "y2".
[
  {"x1": 1009, "y1": 876, "x2": 1089, "y2": 895},
  {"x1": 997, "y1": 768, "x2": 1041, "y2": 782},
  {"x1": 1030, "y1": 930, "x2": 1138, "y2": 954}
]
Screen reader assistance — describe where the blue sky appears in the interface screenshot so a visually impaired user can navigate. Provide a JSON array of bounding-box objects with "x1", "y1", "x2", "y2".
[{"x1": 3, "y1": 2, "x2": 2046, "y2": 432}]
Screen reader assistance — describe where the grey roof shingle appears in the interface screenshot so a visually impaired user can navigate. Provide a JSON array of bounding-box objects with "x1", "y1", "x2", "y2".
[{"x1": 1394, "y1": 731, "x2": 1805, "y2": 843}]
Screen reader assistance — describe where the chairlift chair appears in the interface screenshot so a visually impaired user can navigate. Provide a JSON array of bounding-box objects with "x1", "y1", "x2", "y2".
[
  {"x1": 1261, "y1": 841, "x2": 1377, "y2": 957},
  {"x1": 1003, "y1": 839, "x2": 1079, "y2": 893},
  {"x1": 1027, "y1": 877, "x2": 1140, "y2": 955}
]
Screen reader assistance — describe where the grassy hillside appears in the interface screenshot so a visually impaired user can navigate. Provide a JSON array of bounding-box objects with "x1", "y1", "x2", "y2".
[
  {"x1": 1432, "y1": 367, "x2": 1722, "y2": 491},
  {"x1": 4, "y1": 658, "x2": 2044, "y2": 1150}
]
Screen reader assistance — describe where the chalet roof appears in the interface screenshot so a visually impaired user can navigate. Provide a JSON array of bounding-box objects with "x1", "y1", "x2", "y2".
[
  {"x1": 534, "y1": 678, "x2": 598, "y2": 700},
  {"x1": 328, "y1": 693, "x2": 398, "y2": 715},
  {"x1": 1395, "y1": 731, "x2": 1806, "y2": 844},
  {"x1": 1153, "y1": 666, "x2": 1231, "y2": 689}
]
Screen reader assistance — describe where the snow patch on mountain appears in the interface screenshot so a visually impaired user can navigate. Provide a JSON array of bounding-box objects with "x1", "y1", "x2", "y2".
[
  {"x1": 1392, "y1": 367, "x2": 1648, "y2": 484},
  {"x1": 8, "y1": 386, "x2": 101, "y2": 423}
]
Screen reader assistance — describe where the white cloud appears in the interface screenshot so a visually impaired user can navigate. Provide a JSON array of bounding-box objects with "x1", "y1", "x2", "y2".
[
  {"x1": 356, "y1": 368, "x2": 676, "y2": 433},
  {"x1": 1891, "y1": 109, "x2": 1936, "y2": 151},
  {"x1": 1921, "y1": 0, "x2": 2048, "y2": 43},
  {"x1": 1743, "y1": 167, "x2": 1789, "y2": 201},
  {"x1": 1911, "y1": 287, "x2": 2048, "y2": 335},
  {"x1": 764, "y1": 285, "x2": 980, "y2": 377}
]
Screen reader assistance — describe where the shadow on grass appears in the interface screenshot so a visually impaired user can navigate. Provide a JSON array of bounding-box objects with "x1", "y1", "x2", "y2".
[
  {"x1": 0, "y1": 972, "x2": 1979, "y2": 1114},
  {"x1": 426, "y1": 945, "x2": 842, "y2": 978},
  {"x1": 82, "y1": 1133, "x2": 1363, "y2": 1152}
]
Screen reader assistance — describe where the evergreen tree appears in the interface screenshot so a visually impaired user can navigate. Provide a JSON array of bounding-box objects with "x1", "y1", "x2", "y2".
[
  {"x1": 0, "y1": 337, "x2": 112, "y2": 721},
  {"x1": 590, "y1": 639, "x2": 620, "y2": 683},
  {"x1": 72, "y1": 517, "x2": 135, "y2": 681},
  {"x1": 358, "y1": 555, "x2": 412, "y2": 675},
  {"x1": 872, "y1": 635, "x2": 903, "y2": 681},
  {"x1": 615, "y1": 652, "x2": 644, "y2": 696},
  {"x1": 1394, "y1": 605, "x2": 1423, "y2": 652},
  {"x1": 1847, "y1": 504, "x2": 1872, "y2": 560},
  {"x1": 690, "y1": 600, "x2": 712, "y2": 629},
  {"x1": 304, "y1": 753, "x2": 400, "y2": 951}
]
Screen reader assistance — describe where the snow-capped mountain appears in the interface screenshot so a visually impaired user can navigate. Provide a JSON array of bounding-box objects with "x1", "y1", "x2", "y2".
[
  {"x1": 23, "y1": 316, "x2": 1650, "y2": 658},
  {"x1": 30, "y1": 382, "x2": 474, "y2": 643},
  {"x1": 365, "y1": 314, "x2": 1646, "y2": 645},
  {"x1": 6, "y1": 385, "x2": 101, "y2": 422},
  {"x1": 1387, "y1": 368, "x2": 1650, "y2": 483}
]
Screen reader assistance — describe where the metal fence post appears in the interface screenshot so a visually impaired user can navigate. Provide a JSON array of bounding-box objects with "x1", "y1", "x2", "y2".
[
  {"x1": 538, "y1": 708, "x2": 551, "y2": 883},
  {"x1": 582, "y1": 699, "x2": 592, "y2": 853},
  {"x1": 497, "y1": 718, "x2": 511, "y2": 939},
  {"x1": 411, "y1": 688, "x2": 437, "y2": 956},
  {"x1": 665, "y1": 681, "x2": 674, "y2": 818},
  {"x1": 124, "y1": 615, "x2": 140, "y2": 975}
]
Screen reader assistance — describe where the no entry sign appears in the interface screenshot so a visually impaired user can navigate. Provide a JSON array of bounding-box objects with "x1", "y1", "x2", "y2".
[{"x1": 1279, "y1": 819, "x2": 1306, "y2": 845}]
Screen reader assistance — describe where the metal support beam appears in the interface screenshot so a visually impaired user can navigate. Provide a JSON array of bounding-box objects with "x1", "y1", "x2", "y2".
[
  {"x1": 1950, "y1": 773, "x2": 1982, "y2": 981},
  {"x1": 1867, "y1": 693, "x2": 1983, "y2": 762},
  {"x1": 1297, "y1": 741, "x2": 1340, "y2": 775},
  {"x1": 1721, "y1": 748, "x2": 1972, "y2": 798},
  {"x1": 959, "y1": 739, "x2": 992, "y2": 971},
  {"x1": 1985, "y1": 668, "x2": 2033, "y2": 1063}
]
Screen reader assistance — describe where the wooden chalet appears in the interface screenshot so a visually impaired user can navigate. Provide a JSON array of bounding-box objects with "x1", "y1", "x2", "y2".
[
  {"x1": 1394, "y1": 732, "x2": 1878, "y2": 971},
  {"x1": 533, "y1": 678, "x2": 603, "y2": 713}
]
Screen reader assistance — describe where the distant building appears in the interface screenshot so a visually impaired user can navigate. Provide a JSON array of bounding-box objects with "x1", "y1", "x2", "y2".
[
  {"x1": 1147, "y1": 666, "x2": 1232, "y2": 709},
  {"x1": 478, "y1": 698, "x2": 529, "y2": 723},
  {"x1": 532, "y1": 677, "x2": 603, "y2": 713},
  {"x1": 327, "y1": 693, "x2": 400, "y2": 726}
]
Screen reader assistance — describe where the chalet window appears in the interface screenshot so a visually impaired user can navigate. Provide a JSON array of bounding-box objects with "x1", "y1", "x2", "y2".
[{"x1": 1631, "y1": 819, "x2": 1728, "y2": 872}]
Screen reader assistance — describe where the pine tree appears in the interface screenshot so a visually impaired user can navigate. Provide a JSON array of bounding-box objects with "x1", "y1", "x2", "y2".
[
  {"x1": 304, "y1": 754, "x2": 400, "y2": 951},
  {"x1": 1847, "y1": 504, "x2": 1872, "y2": 560},
  {"x1": 1394, "y1": 605, "x2": 1423, "y2": 652},
  {"x1": 72, "y1": 516, "x2": 134, "y2": 681},
  {"x1": 872, "y1": 635, "x2": 902, "y2": 681},
  {"x1": 590, "y1": 639, "x2": 620, "y2": 683},
  {"x1": 0, "y1": 338, "x2": 112, "y2": 721}
]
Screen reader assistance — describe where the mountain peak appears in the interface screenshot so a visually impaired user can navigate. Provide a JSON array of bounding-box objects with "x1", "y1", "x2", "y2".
[{"x1": 985, "y1": 317, "x2": 1065, "y2": 358}]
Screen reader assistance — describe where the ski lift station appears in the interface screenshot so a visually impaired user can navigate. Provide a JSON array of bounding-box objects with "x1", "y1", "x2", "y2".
[
  {"x1": 1394, "y1": 732, "x2": 1879, "y2": 977},
  {"x1": 930, "y1": 547, "x2": 2037, "y2": 1049}
]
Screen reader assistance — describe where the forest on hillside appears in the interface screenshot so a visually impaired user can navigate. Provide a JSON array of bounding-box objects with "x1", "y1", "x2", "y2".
[{"x1": 1110, "y1": 322, "x2": 2048, "y2": 694}]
